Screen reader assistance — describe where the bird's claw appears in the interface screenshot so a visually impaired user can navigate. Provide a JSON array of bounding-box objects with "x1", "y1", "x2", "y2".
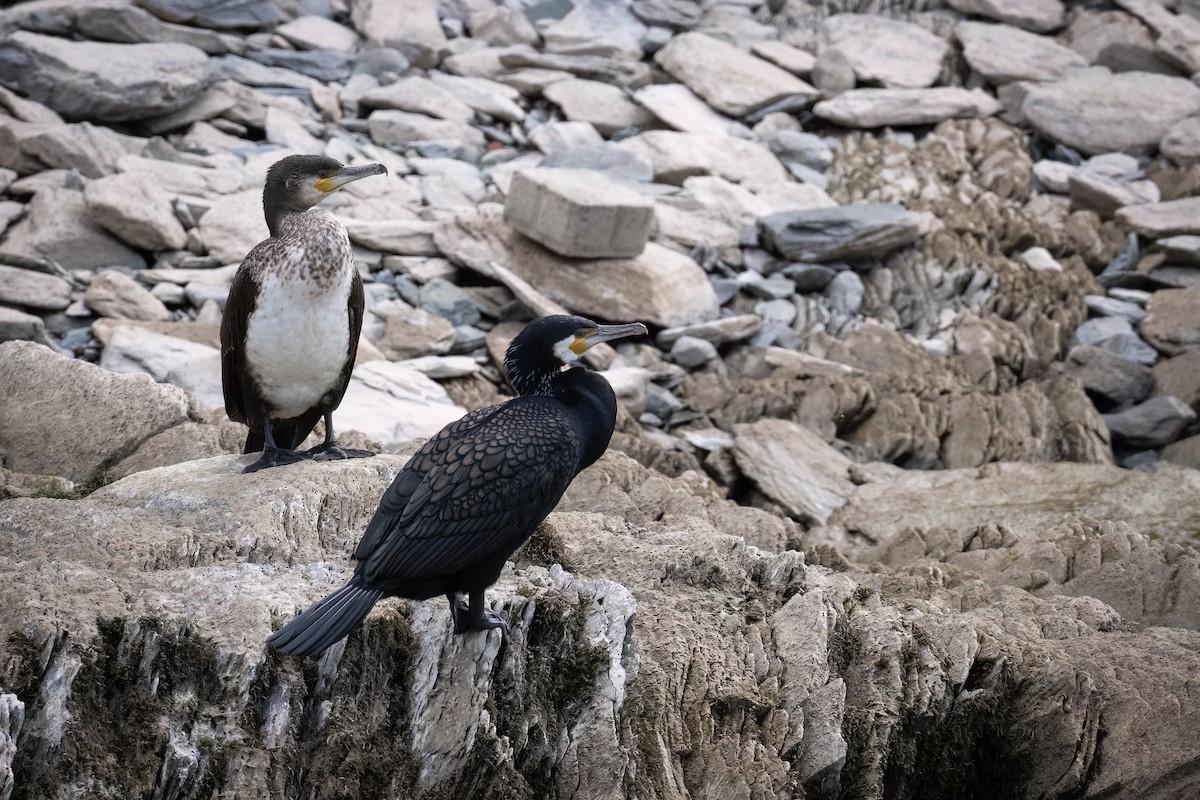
[
  {"x1": 244, "y1": 447, "x2": 310, "y2": 473},
  {"x1": 308, "y1": 442, "x2": 376, "y2": 461}
]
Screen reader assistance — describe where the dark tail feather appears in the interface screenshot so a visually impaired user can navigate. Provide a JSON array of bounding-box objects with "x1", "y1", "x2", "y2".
[
  {"x1": 243, "y1": 428, "x2": 265, "y2": 455},
  {"x1": 267, "y1": 582, "x2": 384, "y2": 657}
]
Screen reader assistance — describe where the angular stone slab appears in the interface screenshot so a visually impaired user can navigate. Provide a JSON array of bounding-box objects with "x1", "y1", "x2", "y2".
[
  {"x1": 0, "y1": 265, "x2": 72, "y2": 311},
  {"x1": 956, "y1": 21, "x2": 1087, "y2": 84},
  {"x1": 654, "y1": 32, "x2": 817, "y2": 118},
  {"x1": 732, "y1": 417, "x2": 855, "y2": 525},
  {"x1": 1022, "y1": 69, "x2": 1200, "y2": 155},
  {"x1": 1141, "y1": 285, "x2": 1200, "y2": 356},
  {"x1": 503, "y1": 167, "x2": 654, "y2": 258},
  {"x1": 812, "y1": 87, "x2": 1001, "y2": 128},
  {"x1": 819, "y1": 14, "x2": 950, "y2": 89},
  {"x1": 946, "y1": 0, "x2": 1065, "y2": 32},
  {"x1": 544, "y1": 78, "x2": 658, "y2": 137},
  {"x1": 83, "y1": 171, "x2": 188, "y2": 252},
  {"x1": 0, "y1": 340, "x2": 191, "y2": 483},
  {"x1": 759, "y1": 203, "x2": 922, "y2": 262},
  {"x1": 1117, "y1": 196, "x2": 1200, "y2": 237},
  {"x1": 1102, "y1": 396, "x2": 1197, "y2": 448},
  {"x1": 633, "y1": 83, "x2": 740, "y2": 138},
  {"x1": 0, "y1": 32, "x2": 210, "y2": 122}
]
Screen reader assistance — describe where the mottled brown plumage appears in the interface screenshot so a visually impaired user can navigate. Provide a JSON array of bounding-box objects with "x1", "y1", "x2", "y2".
[
  {"x1": 267, "y1": 315, "x2": 648, "y2": 657},
  {"x1": 220, "y1": 155, "x2": 386, "y2": 473}
]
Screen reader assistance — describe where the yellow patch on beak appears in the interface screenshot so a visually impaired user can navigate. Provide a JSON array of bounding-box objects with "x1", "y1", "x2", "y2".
[
  {"x1": 314, "y1": 177, "x2": 336, "y2": 193},
  {"x1": 569, "y1": 334, "x2": 592, "y2": 355}
]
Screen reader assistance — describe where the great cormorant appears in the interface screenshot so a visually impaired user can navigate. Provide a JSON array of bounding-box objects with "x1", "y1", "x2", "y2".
[
  {"x1": 220, "y1": 154, "x2": 387, "y2": 473},
  {"x1": 267, "y1": 314, "x2": 647, "y2": 656}
]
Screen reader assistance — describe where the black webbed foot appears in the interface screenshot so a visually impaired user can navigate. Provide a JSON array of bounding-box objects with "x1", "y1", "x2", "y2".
[
  {"x1": 447, "y1": 592, "x2": 510, "y2": 661},
  {"x1": 307, "y1": 442, "x2": 376, "y2": 462},
  {"x1": 244, "y1": 447, "x2": 310, "y2": 473}
]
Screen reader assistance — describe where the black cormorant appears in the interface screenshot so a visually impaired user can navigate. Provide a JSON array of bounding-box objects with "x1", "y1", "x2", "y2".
[
  {"x1": 221, "y1": 154, "x2": 387, "y2": 473},
  {"x1": 267, "y1": 314, "x2": 648, "y2": 656}
]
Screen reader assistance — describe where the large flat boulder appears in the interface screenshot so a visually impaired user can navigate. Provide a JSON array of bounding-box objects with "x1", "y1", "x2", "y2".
[
  {"x1": 1022, "y1": 69, "x2": 1200, "y2": 154},
  {"x1": 0, "y1": 32, "x2": 210, "y2": 122},
  {"x1": 0, "y1": 341, "x2": 191, "y2": 483}
]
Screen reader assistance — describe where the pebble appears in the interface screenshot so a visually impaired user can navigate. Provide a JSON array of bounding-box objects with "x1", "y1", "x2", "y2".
[{"x1": 670, "y1": 335, "x2": 719, "y2": 367}]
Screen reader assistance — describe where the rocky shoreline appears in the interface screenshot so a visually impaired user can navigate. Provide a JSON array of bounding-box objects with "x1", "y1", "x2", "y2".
[{"x1": 1, "y1": 0, "x2": 1199, "y2": 797}]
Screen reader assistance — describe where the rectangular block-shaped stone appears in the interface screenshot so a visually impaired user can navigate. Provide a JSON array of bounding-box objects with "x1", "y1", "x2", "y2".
[{"x1": 503, "y1": 167, "x2": 654, "y2": 258}]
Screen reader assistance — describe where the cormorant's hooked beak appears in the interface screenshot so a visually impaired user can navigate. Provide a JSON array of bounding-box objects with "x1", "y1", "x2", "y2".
[
  {"x1": 315, "y1": 162, "x2": 388, "y2": 193},
  {"x1": 570, "y1": 322, "x2": 649, "y2": 355}
]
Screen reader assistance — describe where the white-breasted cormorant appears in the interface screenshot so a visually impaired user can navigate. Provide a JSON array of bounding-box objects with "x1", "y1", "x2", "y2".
[
  {"x1": 221, "y1": 154, "x2": 387, "y2": 473},
  {"x1": 267, "y1": 314, "x2": 648, "y2": 656}
]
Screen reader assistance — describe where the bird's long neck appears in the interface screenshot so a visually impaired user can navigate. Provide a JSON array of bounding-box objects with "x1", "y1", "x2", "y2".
[
  {"x1": 264, "y1": 196, "x2": 311, "y2": 237},
  {"x1": 553, "y1": 367, "x2": 618, "y2": 470}
]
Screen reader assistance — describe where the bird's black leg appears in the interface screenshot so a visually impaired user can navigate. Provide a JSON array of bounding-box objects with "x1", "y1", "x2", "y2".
[
  {"x1": 307, "y1": 411, "x2": 375, "y2": 461},
  {"x1": 244, "y1": 415, "x2": 310, "y2": 473},
  {"x1": 447, "y1": 592, "x2": 467, "y2": 630},
  {"x1": 451, "y1": 591, "x2": 509, "y2": 662}
]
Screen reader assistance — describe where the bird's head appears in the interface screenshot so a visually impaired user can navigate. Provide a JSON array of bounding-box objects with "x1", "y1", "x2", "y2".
[
  {"x1": 504, "y1": 315, "x2": 648, "y2": 396},
  {"x1": 263, "y1": 155, "x2": 387, "y2": 227}
]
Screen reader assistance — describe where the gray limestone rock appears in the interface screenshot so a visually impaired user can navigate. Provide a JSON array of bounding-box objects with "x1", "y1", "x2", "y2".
[
  {"x1": 1083, "y1": 295, "x2": 1145, "y2": 324},
  {"x1": 544, "y1": 79, "x2": 658, "y2": 137},
  {"x1": 946, "y1": 0, "x2": 1065, "y2": 32},
  {"x1": 1102, "y1": 395, "x2": 1197, "y2": 447},
  {"x1": 503, "y1": 168, "x2": 654, "y2": 258},
  {"x1": 367, "y1": 110, "x2": 487, "y2": 159},
  {"x1": 540, "y1": 0, "x2": 648, "y2": 61},
  {"x1": 243, "y1": 47, "x2": 353, "y2": 83},
  {"x1": 783, "y1": 262, "x2": 838, "y2": 292},
  {"x1": 333, "y1": 361, "x2": 467, "y2": 450},
  {"x1": 83, "y1": 172, "x2": 189, "y2": 252},
  {"x1": 811, "y1": 47, "x2": 856, "y2": 96},
  {"x1": 99, "y1": 325, "x2": 223, "y2": 410},
  {"x1": 539, "y1": 144, "x2": 654, "y2": 184},
  {"x1": 139, "y1": 0, "x2": 281, "y2": 30},
  {"x1": 1141, "y1": 285, "x2": 1200, "y2": 356},
  {"x1": 361, "y1": 77, "x2": 478, "y2": 123},
  {"x1": 634, "y1": 83, "x2": 742, "y2": 138},
  {"x1": 0, "y1": 32, "x2": 210, "y2": 123},
  {"x1": 825, "y1": 270, "x2": 865, "y2": 317},
  {"x1": 274, "y1": 15, "x2": 362, "y2": 53},
  {"x1": 759, "y1": 203, "x2": 922, "y2": 262},
  {"x1": 669, "y1": 334, "x2": 718, "y2": 367},
  {"x1": 1117, "y1": 197, "x2": 1200, "y2": 238},
  {"x1": 654, "y1": 32, "x2": 818, "y2": 118},
  {"x1": 956, "y1": 21, "x2": 1087, "y2": 84},
  {"x1": 1068, "y1": 170, "x2": 1158, "y2": 218},
  {"x1": 812, "y1": 87, "x2": 1002, "y2": 129},
  {"x1": 350, "y1": 0, "x2": 446, "y2": 67},
  {"x1": 370, "y1": 298, "x2": 457, "y2": 360},
  {"x1": 419, "y1": 277, "x2": 481, "y2": 327},
  {"x1": 1161, "y1": 116, "x2": 1200, "y2": 166},
  {"x1": 617, "y1": 130, "x2": 787, "y2": 184},
  {"x1": 1151, "y1": 350, "x2": 1200, "y2": 408},
  {"x1": 73, "y1": 5, "x2": 240, "y2": 55},
  {"x1": 0, "y1": 340, "x2": 191, "y2": 482},
  {"x1": 84, "y1": 270, "x2": 171, "y2": 322},
  {"x1": 1066, "y1": 344, "x2": 1153, "y2": 405},
  {"x1": 768, "y1": 130, "x2": 834, "y2": 172},
  {"x1": 732, "y1": 417, "x2": 855, "y2": 524},
  {"x1": 1022, "y1": 69, "x2": 1200, "y2": 155},
  {"x1": 2, "y1": 186, "x2": 146, "y2": 270},
  {"x1": 819, "y1": 14, "x2": 950, "y2": 89},
  {"x1": 428, "y1": 73, "x2": 526, "y2": 123},
  {"x1": 656, "y1": 314, "x2": 763, "y2": 346},
  {"x1": 0, "y1": 265, "x2": 72, "y2": 312},
  {"x1": 0, "y1": 306, "x2": 51, "y2": 346}
]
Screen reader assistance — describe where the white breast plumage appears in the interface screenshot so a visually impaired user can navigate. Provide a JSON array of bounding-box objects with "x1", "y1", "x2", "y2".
[{"x1": 244, "y1": 256, "x2": 354, "y2": 421}]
